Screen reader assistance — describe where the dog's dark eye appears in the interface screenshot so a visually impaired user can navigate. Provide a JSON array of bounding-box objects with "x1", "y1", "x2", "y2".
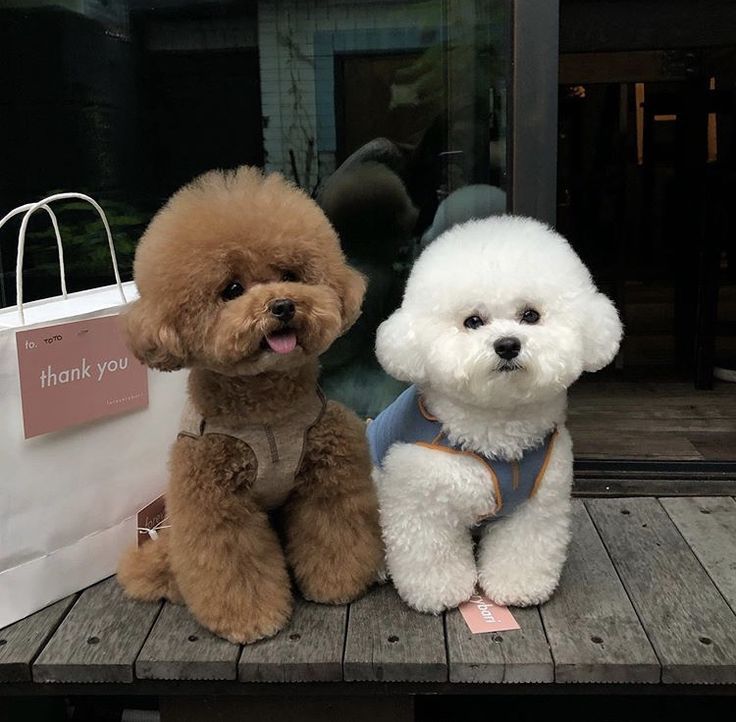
[
  {"x1": 463, "y1": 315, "x2": 485, "y2": 330},
  {"x1": 520, "y1": 308, "x2": 541, "y2": 324},
  {"x1": 281, "y1": 270, "x2": 299, "y2": 282},
  {"x1": 221, "y1": 280, "x2": 245, "y2": 301}
]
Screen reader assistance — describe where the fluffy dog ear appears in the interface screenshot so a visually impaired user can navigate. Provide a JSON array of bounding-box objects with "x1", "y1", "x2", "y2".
[
  {"x1": 375, "y1": 308, "x2": 426, "y2": 383},
  {"x1": 338, "y1": 265, "x2": 367, "y2": 333},
  {"x1": 123, "y1": 298, "x2": 185, "y2": 372},
  {"x1": 580, "y1": 291, "x2": 623, "y2": 372}
]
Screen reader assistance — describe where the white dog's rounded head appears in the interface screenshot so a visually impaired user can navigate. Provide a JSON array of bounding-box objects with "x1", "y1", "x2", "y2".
[{"x1": 376, "y1": 216, "x2": 623, "y2": 407}]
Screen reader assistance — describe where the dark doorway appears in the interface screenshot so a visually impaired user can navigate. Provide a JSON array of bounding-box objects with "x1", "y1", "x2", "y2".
[
  {"x1": 557, "y1": 50, "x2": 736, "y2": 387},
  {"x1": 557, "y1": 0, "x2": 736, "y2": 466},
  {"x1": 334, "y1": 51, "x2": 426, "y2": 164}
]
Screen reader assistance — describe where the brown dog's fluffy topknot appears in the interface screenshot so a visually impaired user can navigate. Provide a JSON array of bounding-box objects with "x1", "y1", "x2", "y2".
[{"x1": 125, "y1": 167, "x2": 366, "y2": 375}]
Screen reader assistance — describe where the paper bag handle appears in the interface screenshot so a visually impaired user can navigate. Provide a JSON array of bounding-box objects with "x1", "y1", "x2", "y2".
[
  {"x1": 14, "y1": 193, "x2": 127, "y2": 325},
  {"x1": 0, "y1": 202, "x2": 69, "y2": 300}
]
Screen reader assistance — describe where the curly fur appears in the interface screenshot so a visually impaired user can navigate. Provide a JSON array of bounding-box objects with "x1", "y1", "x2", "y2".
[
  {"x1": 117, "y1": 167, "x2": 383, "y2": 643},
  {"x1": 373, "y1": 216, "x2": 622, "y2": 612}
]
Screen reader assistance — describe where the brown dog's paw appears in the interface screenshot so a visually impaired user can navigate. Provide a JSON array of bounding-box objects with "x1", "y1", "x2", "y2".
[
  {"x1": 117, "y1": 540, "x2": 180, "y2": 602},
  {"x1": 297, "y1": 560, "x2": 380, "y2": 605},
  {"x1": 300, "y1": 583, "x2": 365, "y2": 606},
  {"x1": 219, "y1": 615, "x2": 290, "y2": 645},
  {"x1": 195, "y1": 587, "x2": 294, "y2": 645},
  {"x1": 292, "y1": 522, "x2": 384, "y2": 604}
]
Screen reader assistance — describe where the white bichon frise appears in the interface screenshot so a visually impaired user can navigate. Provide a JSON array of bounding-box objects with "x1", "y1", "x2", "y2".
[{"x1": 368, "y1": 216, "x2": 623, "y2": 613}]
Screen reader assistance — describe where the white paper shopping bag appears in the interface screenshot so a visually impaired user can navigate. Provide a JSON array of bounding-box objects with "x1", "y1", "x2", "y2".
[{"x1": 0, "y1": 193, "x2": 187, "y2": 629}]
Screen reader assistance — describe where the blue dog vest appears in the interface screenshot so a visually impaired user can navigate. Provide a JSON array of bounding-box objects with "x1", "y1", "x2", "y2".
[{"x1": 367, "y1": 385, "x2": 557, "y2": 524}]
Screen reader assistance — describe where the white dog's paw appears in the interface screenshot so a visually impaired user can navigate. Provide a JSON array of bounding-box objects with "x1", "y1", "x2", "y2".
[
  {"x1": 393, "y1": 566, "x2": 477, "y2": 614},
  {"x1": 478, "y1": 565, "x2": 562, "y2": 607}
]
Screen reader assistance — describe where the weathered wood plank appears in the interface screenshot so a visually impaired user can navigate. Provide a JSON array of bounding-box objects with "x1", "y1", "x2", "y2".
[
  {"x1": 587, "y1": 498, "x2": 736, "y2": 684},
  {"x1": 136, "y1": 602, "x2": 239, "y2": 680},
  {"x1": 566, "y1": 380, "x2": 736, "y2": 462},
  {"x1": 569, "y1": 380, "x2": 736, "y2": 400},
  {"x1": 571, "y1": 430, "x2": 703, "y2": 461},
  {"x1": 33, "y1": 577, "x2": 161, "y2": 683},
  {"x1": 573, "y1": 478, "x2": 736, "y2": 498},
  {"x1": 344, "y1": 585, "x2": 446, "y2": 682},
  {"x1": 661, "y1": 497, "x2": 736, "y2": 615},
  {"x1": 0, "y1": 596, "x2": 76, "y2": 682},
  {"x1": 572, "y1": 417, "x2": 736, "y2": 433},
  {"x1": 445, "y1": 606, "x2": 552, "y2": 683},
  {"x1": 238, "y1": 598, "x2": 347, "y2": 682},
  {"x1": 541, "y1": 501, "x2": 660, "y2": 683},
  {"x1": 688, "y1": 433, "x2": 736, "y2": 461}
]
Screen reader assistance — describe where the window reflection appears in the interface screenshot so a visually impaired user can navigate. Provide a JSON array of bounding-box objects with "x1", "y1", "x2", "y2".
[{"x1": 0, "y1": 0, "x2": 508, "y2": 416}]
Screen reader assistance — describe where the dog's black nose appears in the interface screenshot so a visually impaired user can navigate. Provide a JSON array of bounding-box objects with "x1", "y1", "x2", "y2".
[
  {"x1": 494, "y1": 336, "x2": 521, "y2": 360},
  {"x1": 270, "y1": 298, "x2": 295, "y2": 322}
]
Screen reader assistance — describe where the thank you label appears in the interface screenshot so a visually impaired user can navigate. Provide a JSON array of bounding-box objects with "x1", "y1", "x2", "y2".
[{"x1": 16, "y1": 315, "x2": 148, "y2": 438}]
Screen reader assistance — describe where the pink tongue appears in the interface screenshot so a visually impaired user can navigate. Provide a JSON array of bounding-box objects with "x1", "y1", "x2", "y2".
[{"x1": 266, "y1": 330, "x2": 297, "y2": 354}]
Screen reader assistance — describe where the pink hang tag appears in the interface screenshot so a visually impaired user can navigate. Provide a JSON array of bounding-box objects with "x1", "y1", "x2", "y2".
[
  {"x1": 458, "y1": 593, "x2": 521, "y2": 634},
  {"x1": 137, "y1": 495, "x2": 168, "y2": 547},
  {"x1": 15, "y1": 314, "x2": 148, "y2": 438}
]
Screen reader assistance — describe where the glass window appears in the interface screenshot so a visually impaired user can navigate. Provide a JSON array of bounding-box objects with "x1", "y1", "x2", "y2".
[{"x1": 0, "y1": 0, "x2": 509, "y2": 417}]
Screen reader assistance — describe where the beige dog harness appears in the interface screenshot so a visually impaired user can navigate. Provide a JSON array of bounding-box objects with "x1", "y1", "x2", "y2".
[{"x1": 178, "y1": 388, "x2": 326, "y2": 508}]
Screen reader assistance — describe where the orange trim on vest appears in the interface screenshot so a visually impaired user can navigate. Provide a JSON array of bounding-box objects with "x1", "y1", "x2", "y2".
[
  {"x1": 530, "y1": 429, "x2": 558, "y2": 498},
  {"x1": 414, "y1": 441, "x2": 504, "y2": 514},
  {"x1": 511, "y1": 461, "x2": 520, "y2": 490},
  {"x1": 418, "y1": 396, "x2": 439, "y2": 422}
]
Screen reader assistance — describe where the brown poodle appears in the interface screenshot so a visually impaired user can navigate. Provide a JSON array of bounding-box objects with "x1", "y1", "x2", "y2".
[{"x1": 117, "y1": 167, "x2": 384, "y2": 643}]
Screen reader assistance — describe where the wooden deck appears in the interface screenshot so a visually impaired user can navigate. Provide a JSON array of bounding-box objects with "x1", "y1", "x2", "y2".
[
  {"x1": 2, "y1": 498, "x2": 736, "y2": 694},
  {"x1": 569, "y1": 381, "x2": 736, "y2": 462}
]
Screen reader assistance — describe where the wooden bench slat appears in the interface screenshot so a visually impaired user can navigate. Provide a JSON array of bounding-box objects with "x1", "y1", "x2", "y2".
[
  {"x1": 446, "y1": 606, "x2": 552, "y2": 683},
  {"x1": 136, "y1": 602, "x2": 240, "y2": 681},
  {"x1": 238, "y1": 598, "x2": 347, "y2": 682},
  {"x1": 541, "y1": 501, "x2": 660, "y2": 683},
  {"x1": 661, "y1": 497, "x2": 736, "y2": 615},
  {"x1": 344, "y1": 584, "x2": 446, "y2": 682},
  {"x1": 586, "y1": 498, "x2": 736, "y2": 684},
  {"x1": 0, "y1": 596, "x2": 76, "y2": 683},
  {"x1": 33, "y1": 577, "x2": 161, "y2": 683}
]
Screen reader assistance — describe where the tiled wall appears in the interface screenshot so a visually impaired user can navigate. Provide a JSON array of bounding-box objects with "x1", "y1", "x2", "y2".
[{"x1": 257, "y1": 0, "x2": 442, "y2": 191}]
